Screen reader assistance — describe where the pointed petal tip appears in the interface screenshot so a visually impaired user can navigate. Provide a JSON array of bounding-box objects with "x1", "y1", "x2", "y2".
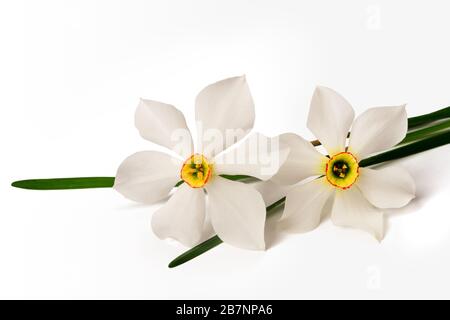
[
  {"x1": 375, "y1": 231, "x2": 384, "y2": 242},
  {"x1": 224, "y1": 74, "x2": 247, "y2": 84},
  {"x1": 313, "y1": 85, "x2": 338, "y2": 95},
  {"x1": 396, "y1": 103, "x2": 407, "y2": 112},
  {"x1": 315, "y1": 85, "x2": 329, "y2": 91}
]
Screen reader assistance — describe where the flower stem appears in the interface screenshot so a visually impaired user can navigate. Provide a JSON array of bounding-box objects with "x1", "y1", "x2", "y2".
[
  {"x1": 168, "y1": 129, "x2": 450, "y2": 268},
  {"x1": 399, "y1": 118, "x2": 450, "y2": 144}
]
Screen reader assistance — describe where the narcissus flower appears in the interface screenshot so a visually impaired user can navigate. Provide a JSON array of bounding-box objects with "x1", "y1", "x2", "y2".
[
  {"x1": 272, "y1": 86, "x2": 416, "y2": 240},
  {"x1": 114, "y1": 76, "x2": 287, "y2": 249}
]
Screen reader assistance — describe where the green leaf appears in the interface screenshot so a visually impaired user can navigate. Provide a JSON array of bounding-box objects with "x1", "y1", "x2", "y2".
[
  {"x1": 400, "y1": 118, "x2": 450, "y2": 144},
  {"x1": 168, "y1": 236, "x2": 223, "y2": 268},
  {"x1": 174, "y1": 180, "x2": 184, "y2": 187},
  {"x1": 408, "y1": 106, "x2": 450, "y2": 128},
  {"x1": 11, "y1": 177, "x2": 115, "y2": 190},
  {"x1": 219, "y1": 174, "x2": 255, "y2": 181}
]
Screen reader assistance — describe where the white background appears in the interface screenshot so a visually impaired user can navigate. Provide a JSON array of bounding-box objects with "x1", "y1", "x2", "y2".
[{"x1": 1, "y1": 0, "x2": 450, "y2": 299}]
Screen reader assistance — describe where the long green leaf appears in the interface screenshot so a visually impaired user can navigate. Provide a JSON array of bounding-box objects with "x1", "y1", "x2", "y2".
[
  {"x1": 169, "y1": 130, "x2": 450, "y2": 268},
  {"x1": 408, "y1": 106, "x2": 450, "y2": 128},
  {"x1": 400, "y1": 118, "x2": 450, "y2": 144},
  {"x1": 11, "y1": 177, "x2": 115, "y2": 190},
  {"x1": 219, "y1": 174, "x2": 254, "y2": 181}
]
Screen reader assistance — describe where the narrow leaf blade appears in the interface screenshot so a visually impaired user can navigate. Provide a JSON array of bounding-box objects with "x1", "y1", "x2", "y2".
[
  {"x1": 11, "y1": 177, "x2": 115, "y2": 190},
  {"x1": 168, "y1": 236, "x2": 223, "y2": 268},
  {"x1": 408, "y1": 106, "x2": 450, "y2": 128}
]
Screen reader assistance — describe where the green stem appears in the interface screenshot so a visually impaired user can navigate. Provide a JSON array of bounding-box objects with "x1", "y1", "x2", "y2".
[
  {"x1": 400, "y1": 118, "x2": 450, "y2": 144},
  {"x1": 408, "y1": 106, "x2": 450, "y2": 128},
  {"x1": 169, "y1": 130, "x2": 450, "y2": 268}
]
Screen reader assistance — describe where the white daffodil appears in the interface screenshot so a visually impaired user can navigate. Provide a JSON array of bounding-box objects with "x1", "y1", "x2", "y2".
[
  {"x1": 272, "y1": 86, "x2": 416, "y2": 240},
  {"x1": 114, "y1": 76, "x2": 287, "y2": 250}
]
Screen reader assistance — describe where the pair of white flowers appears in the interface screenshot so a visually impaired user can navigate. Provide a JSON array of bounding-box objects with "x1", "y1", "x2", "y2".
[{"x1": 114, "y1": 76, "x2": 415, "y2": 250}]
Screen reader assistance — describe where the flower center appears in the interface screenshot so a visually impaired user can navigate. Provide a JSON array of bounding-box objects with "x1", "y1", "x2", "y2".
[
  {"x1": 180, "y1": 154, "x2": 213, "y2": 188},
  {"x1": 325, "y1": 152, "x2": 359, "y2": 190}
]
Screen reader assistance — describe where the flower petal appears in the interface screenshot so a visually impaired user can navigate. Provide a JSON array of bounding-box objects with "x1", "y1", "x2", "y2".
[
  {"x1": 270, "y1": 133, "x2": 328, "y2": 185},
  {"x1": 356, "y1": 166, "x2": 415, "y2": 209},
  {"x1": 280, "y1": 178, "x2": 334, "y2": 233},
  {"x1": 114, "y1": 151, "x2": 181, "y2": 204},
  {"x1": 348, "y1": 105, "x2": 407, "y2": 160},
  {"x1": 195, "y1": 75, "x2": 255, "y2": 158},
  {"x1": 151, "y1": 184, "x2": 205, "y2": 247},
  {"x1": 214, "y1": 132, "x2": 289, "y2": 181},
  {"x1": 307, "y1": 86, "x2": 355, "y2": 155},
  {"x1": 251, "y1": 180, "x2": 293, "y2": 207},
  {"x1": 331, "y1": 187, "x2": 384, "y2": 240},
  {"x1": 205, "y1": 176, "x2": 266, "y2": 250},
  {"x1": 135, "y1": 99, "x2": 193, "y2": 159}
]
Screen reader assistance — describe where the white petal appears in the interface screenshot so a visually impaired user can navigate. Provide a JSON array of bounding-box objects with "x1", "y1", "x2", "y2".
[
  {"x1": 251, "y1": 180, "x2": 293, "y2": 207},
  {"x1": 151, "y1": 184, "x2": 205, "y2": 247},
  {"x1": 270, "y1": 133, "x2": 328, "y2": 185},
  {"x1": 356, "y1": 166, "x2": 415, "y2": 209},
  {"x1": 280, "y1": 178, "x2": 334, "y2": 233},
  {"x1": 331, "y1": 187, "x2": 384, "y2": 240},
  {"x1": 206, "y1": 177, "x2": 266, "y2": 250},
  {"x1": 195, "y1": 75, "x2": 255, "y2": 158},
  {"x1": 135, "y1": 99, "x2": 193, "y2": 159},
  {"x1": 114, "y1": 151, "x2": 181, "y2": 204},
  {"x1": 214, "y1": 132, "x2": 289, "y2": 181},
  {"x1": 348, "y1": 105, "x2": 407, "y2": 160},
  {"x1": 307, "y1": 86, "x2": 355, "y2": 155}
]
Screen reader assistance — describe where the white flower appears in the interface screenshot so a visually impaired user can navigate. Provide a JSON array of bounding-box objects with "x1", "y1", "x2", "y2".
[
  {"x1": 114, "y1": 76, "x2": 288, "y2": 250},
  {"x1": 272, "y1": 86, "x2": 416, "y2": 240}
]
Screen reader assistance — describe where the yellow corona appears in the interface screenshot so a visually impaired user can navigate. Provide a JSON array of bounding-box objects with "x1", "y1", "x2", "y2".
[
  {"x1": 325, "y1": 152, "x2": 359, "y2": 190},
  {"x1": 180, "y1": 154, "x2": 213, "y2": 188}
]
